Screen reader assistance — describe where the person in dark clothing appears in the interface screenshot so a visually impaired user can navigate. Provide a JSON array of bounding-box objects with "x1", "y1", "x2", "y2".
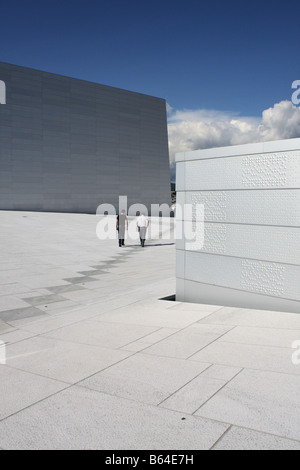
[{"x1": 116, "y1": 210, "x2": 128, "y2": 247}]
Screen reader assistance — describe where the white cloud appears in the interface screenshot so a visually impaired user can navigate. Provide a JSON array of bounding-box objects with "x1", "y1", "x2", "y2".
[
  {"x1": 167, "y1": 100, "x2": 300, "y2": 164},
  {"x1": 166, "y1": 102, "x2": 174, "y2": 115}
]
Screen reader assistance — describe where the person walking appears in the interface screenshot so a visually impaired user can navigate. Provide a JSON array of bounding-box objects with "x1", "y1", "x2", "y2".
[
  {"x1": 137, "y1": 213, "x2": 149, "y2": 247},
  {"x1": 116, "y1": 210, "x2": 128, "y2": 247}
]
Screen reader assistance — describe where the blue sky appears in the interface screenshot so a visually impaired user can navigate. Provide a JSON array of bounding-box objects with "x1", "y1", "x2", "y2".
[
  {"x1": 1, "y1": 0, "x2": 299, "y2": 114},
  {"x1": 1, "y1": 0, "x2": 300, "y2": 171}
]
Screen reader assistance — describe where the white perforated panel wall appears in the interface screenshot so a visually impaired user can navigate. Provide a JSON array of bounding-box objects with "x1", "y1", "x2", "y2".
[{"x1": 176, "y1": 138, "x2": 300, "y2": 313}]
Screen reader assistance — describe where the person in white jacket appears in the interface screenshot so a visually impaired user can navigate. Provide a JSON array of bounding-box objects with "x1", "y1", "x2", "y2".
[{"x1": 137, "y1": 213, "x2": 149, "y2": 247}]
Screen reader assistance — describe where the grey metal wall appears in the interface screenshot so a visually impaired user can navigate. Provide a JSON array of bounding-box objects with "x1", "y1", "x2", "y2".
[{"x1": 0, "y1": 62, "x2": 171, "y2": 213}]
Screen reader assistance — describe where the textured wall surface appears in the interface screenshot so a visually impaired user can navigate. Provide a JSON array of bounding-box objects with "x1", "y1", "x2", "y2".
[
  {"x1": 176, "y1": 139, "x2": 300, "y2": 313},
  {"x1": 0, "y1": 62, "x2": 170, "y2": 213}
]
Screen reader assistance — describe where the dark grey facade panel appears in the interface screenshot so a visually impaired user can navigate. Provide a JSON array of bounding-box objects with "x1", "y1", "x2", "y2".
[{"x1": 0, "y1": 62, "x2": 171, "y2": 214}]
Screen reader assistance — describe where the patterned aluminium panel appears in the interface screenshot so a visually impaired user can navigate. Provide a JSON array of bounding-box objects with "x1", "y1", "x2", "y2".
[
  {"x1": 176, "y1": 138, "x2": 300, "y2": 313},
  {"x1": 178, "y1": 279, "x2": 300, "y2": 314},
  {"x1": 178, "y1": 222, "x2": 300, "y2": 265},
  {"x1": 178, "y1": 251, "x2": 300, "y2": 302},
  {"x1": 177, "y1": 151, "x2": 300, "y2": 191},
  {"x1": 177, "y1": 190, "x2": 300, "y2": 227}
]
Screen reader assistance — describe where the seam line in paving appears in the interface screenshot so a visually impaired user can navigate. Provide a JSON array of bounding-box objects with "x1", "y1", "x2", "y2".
[
  {"x1": 210, "y1": 423, "x2": 300, "y2": 449},
  {"x1": 116, "y1": 327, "x2": 165, "y2": 350},
  {"x1": 197, "y1": 321, "x2": 300, "y2": 332},
  {"x1": 125, "y1": 311, "x2": 234, "y2": 359},
  {"x1": 0, "y1": 381, "x2": 74, "y2": 426},
  {"x1": 214, "y1": 339, "x2": 298, "y2": 351},
  {"x1": 209, "y1": 425, "x2": 233, "y2": 450},
  {"x1": 186, "y1": 325, "x2": 238, "y2": 361},
  {"x1": 191, "y1": 368, "x2": 245, "y2": 416},
  {"x1": 157, "y1": 363, "x2": 213, "y2": 407}
]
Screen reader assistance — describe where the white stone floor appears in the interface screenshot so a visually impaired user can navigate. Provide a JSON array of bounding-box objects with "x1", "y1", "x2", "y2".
[{"x1": 0, "y1": 210, "x2": 300, "y2": 450}]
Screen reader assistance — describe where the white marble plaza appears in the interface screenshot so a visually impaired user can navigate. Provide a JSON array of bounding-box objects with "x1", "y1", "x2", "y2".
[{"x1": 0, "y1": 211, "x2": 300, "y2": 450}]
